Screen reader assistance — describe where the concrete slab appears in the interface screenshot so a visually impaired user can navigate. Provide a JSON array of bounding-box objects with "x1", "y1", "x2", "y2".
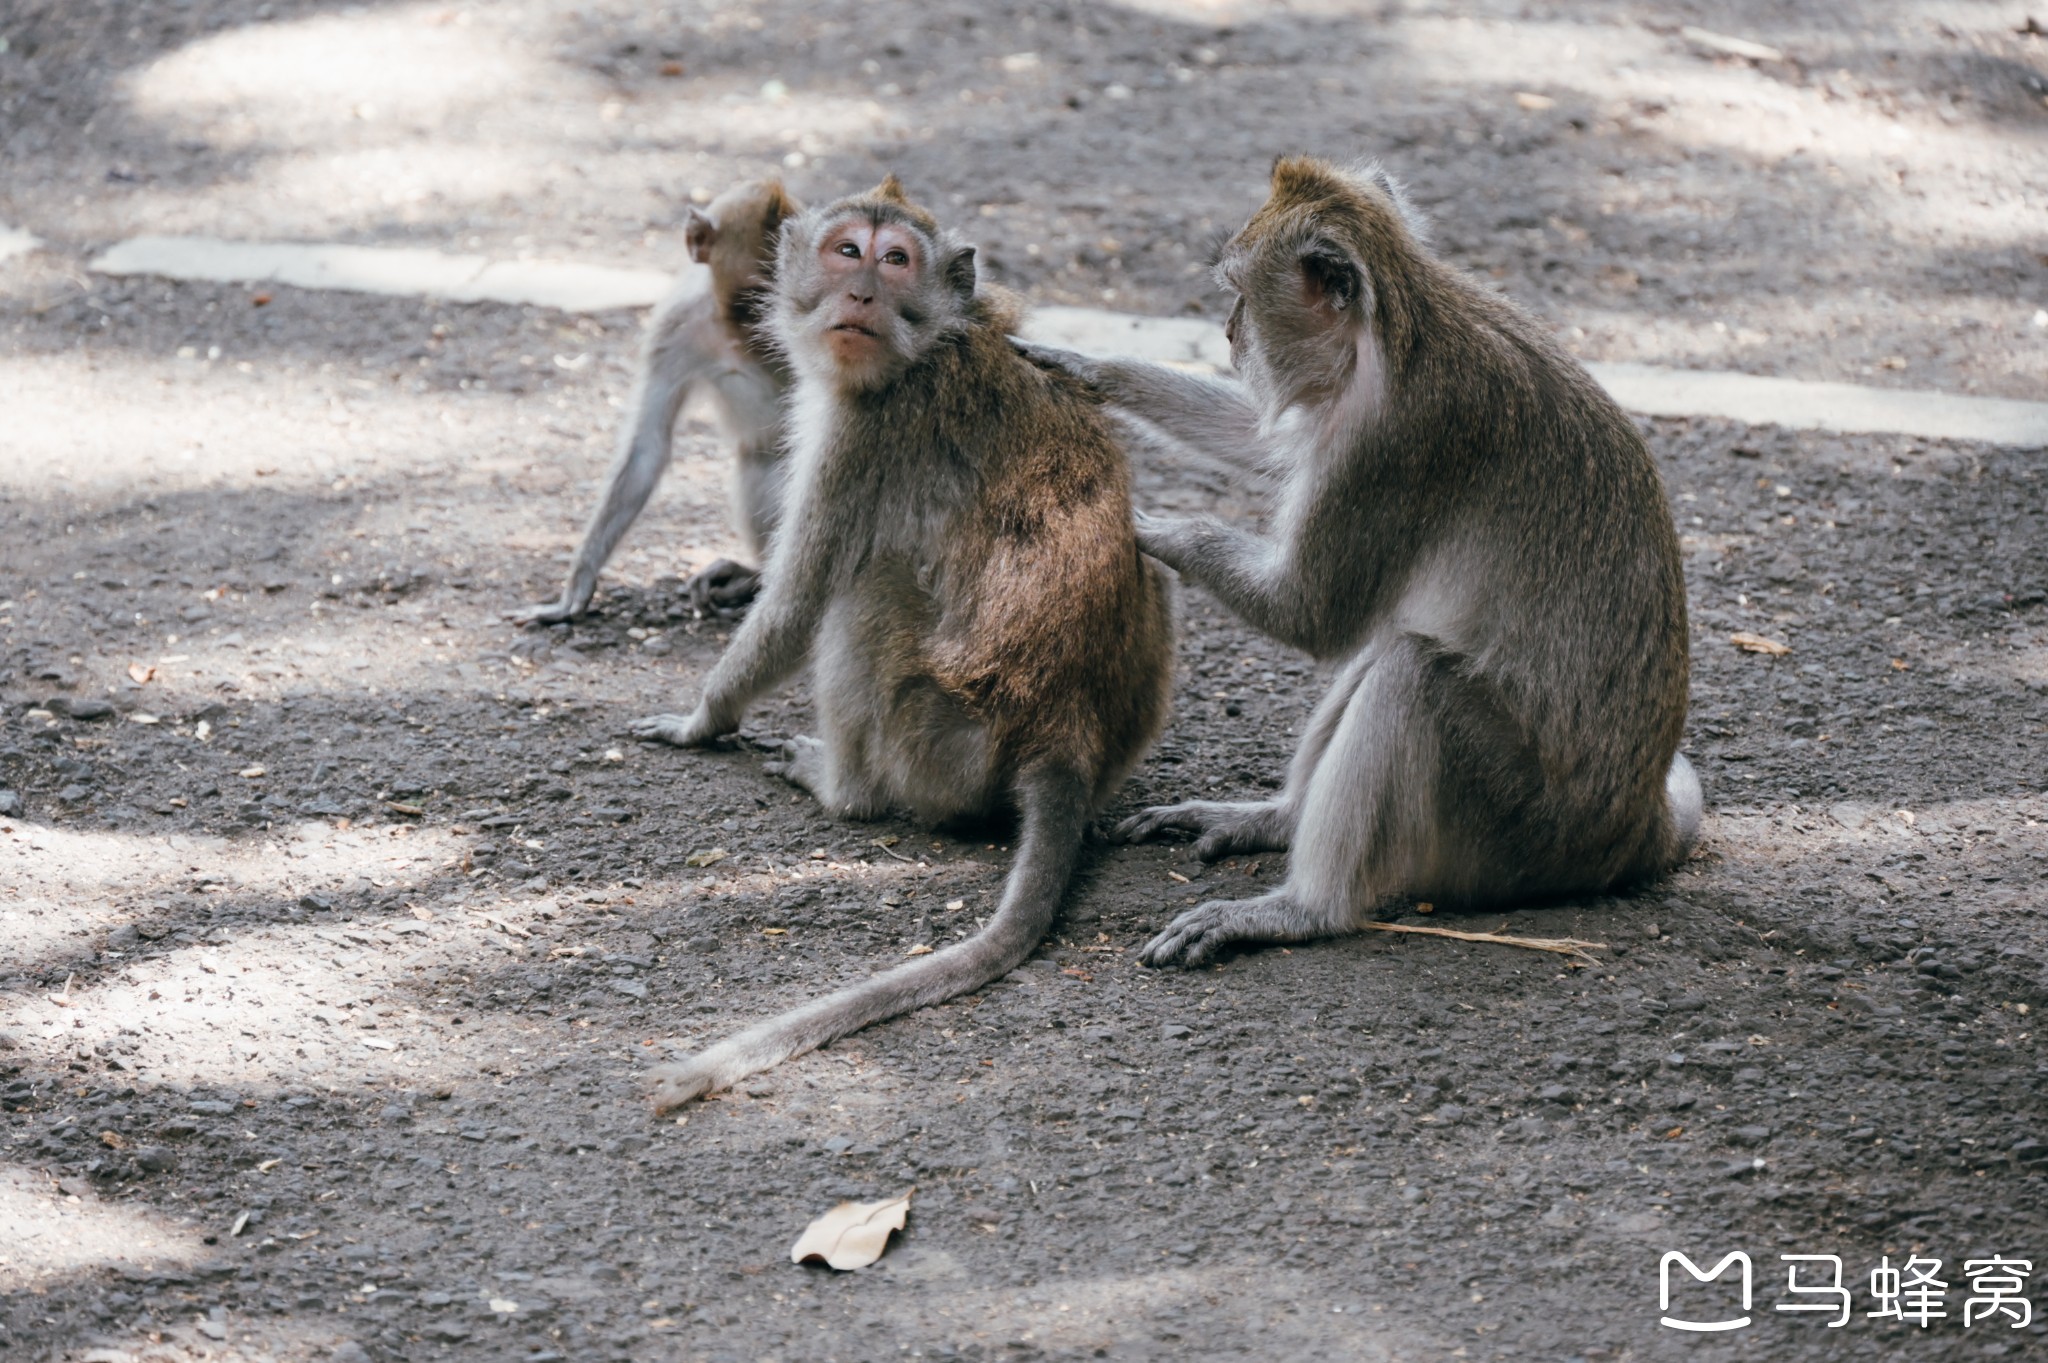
[
  {"x1": 1583, "y1": 361, "x2": 2048, "y2": 448},
  {"x1": 88, "y1": 235, "x2": 664, "y2": 314},
  {"x1": 78, "y1": 233, "x2": 2048, "y2": 447}
]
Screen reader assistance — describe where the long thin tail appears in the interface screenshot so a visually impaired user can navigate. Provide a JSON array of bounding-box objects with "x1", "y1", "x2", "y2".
[
  {"x1": 649, "y1": 764, "x2": 1090, "y2": 1113},
  {"x1": 1665, "y1": 752, "x2": 1703, "y2": 861}
]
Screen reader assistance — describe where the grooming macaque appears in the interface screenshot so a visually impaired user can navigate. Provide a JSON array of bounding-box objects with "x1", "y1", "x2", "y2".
[
  {"x1": 1024, "y1": 155, "x2": 1699, "y2": 967},
  {"x1": 511, "y1": 179, "x2": 799, "y2": 625},
  {"x1": 634, "y1": 177, "x2": 1174, "y2": 1110}
]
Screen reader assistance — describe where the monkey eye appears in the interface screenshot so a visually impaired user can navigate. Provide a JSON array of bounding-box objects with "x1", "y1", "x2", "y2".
[
  {"x1": 835, "y1": 241, "x2": 862, "y2": 259},
  {"x1": 881, "y1": 248, "x2": 909, "y2": 267}
]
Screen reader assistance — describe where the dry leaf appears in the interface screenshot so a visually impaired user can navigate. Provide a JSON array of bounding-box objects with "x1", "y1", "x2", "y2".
[
  {"x1": 944, "y1": 899, "x2": 965, "y2": 912},
  {"x1": 239, "y1": 765, "x2": 266, "y2": 779},
  {"x1": 385, "y1": 801, "x2": 423, "y2": 816},
  {"x1": 1730, "y1": 631, "x2": 1790, "y2": 656},
  {"x1": 128, "y1": 712, "x2": 160, "y2": 725},
  {"x1": 99, "y1": 1130, "x2": 127, "y2": 1150},
  {"x1": 762, "y1": 927, "x2": 788, "y2": 936},
  {"x1": 410, "y1": 905, "x2": 435, "y2": 922},
  {"x1": 905, "y1": 943, "x2": 934, "y2": 956},
  {"x1": 790, "y1": 1189, "x2": 912, "y2": 1270},
  {"x1": 685, "y1": 848, "x2": 728, "y2": 868},
  {"x1": 127, "y1": 663, "x2": 157, "y2": 684}
]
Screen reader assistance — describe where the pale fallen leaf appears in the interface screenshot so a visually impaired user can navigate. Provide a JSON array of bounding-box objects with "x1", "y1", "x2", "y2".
[
  {"x1": 230, "y1": 1211, "x2": 250, "y2": 1237},
  {"x1": 685, "y1": 848, "x2": 729, "y2": 868},
  {"x1": 488, "y1": 1298, "x2": 519, "y2": 1314},
  {"x1": 762, "y1": 927, "x2": 788, "y2": 936},
  {"x1": 195, "y1": 720, "x2": 212, "y2": 741},
  {"x1": 239, "y1": 765, "x2": 266, "y2": 779},
  {"x1": 127, "y1": 663, "x2": 157, "y2": 685},
  {"x1": 128, "y1": 712, "x2": 161, "y2": 725},
  {"x1": 358, "y1": 1037, "x2": 396, "y2": 1051},
  {"x1": 410, "y1": 905, "x2": 435, "y2": 922},
  {"x1": 1514, "y1": 91, "x2": 1555, "y2": 110},
  {"x1": 944, "y1": 899, "x2": 965, "y2": 912},
  {"x1": 906, "y1": 943, "x2": 934, "y2": 956},
  {"x1": 1730, "y1": 631, "x2": 1790, "y2": 656},
  {"x1": 790, "y1": 1189, "x2": 912, "y2": 1270},
  {"x1": 385, "y1": 800, "x2": 424, "y2": 817}
]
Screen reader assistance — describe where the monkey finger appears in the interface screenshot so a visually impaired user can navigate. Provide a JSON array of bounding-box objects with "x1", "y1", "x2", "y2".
[
  {"x1": 1110, "y1": 802, "x2": 1204, "y2": 844},
  {"x1": 630, "y1": 709, "x2": 725, "y2": 746},
  {"x1": 1141, "y1": 900, "x2": 1246, "y2": 968},
  {"x1": 502, "y1": 599, "x2": 574, "y2": 626},
  {"x1": 687, "y1": 559, "x2": 762, "y2": 617},
  {"x1": 1008, "y1": 337, "x2": 1101, "y2": 384}
]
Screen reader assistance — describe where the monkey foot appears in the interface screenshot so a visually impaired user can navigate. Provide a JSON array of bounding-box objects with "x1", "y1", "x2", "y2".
[
  {"x1": 648, "y1": 1060, "x2": 718, "y2": 1114},
  {"x1": 1140, "y1": 892, "x2": 1323, "y2": 968},
  {"x1": 686, "y1": 559, "x2": 761, "y2": 618},
  {"x1": 1112, "y1": 799, "x2": 1291, "y2": 860},
  {"x1": 761, "y1": 734, "x2": 829, "y2": 798}
]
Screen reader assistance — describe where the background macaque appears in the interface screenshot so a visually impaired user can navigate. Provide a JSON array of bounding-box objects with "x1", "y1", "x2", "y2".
[
  {"x1": 512, "y1": 179, "x2": 799, "y2": 624},
  {"x1": 634, "y1": 177, "x2": 1173, "y2": 1111},
  {"x1": 1026, "y1": 155, "x2": 1699, "y2": 967}
]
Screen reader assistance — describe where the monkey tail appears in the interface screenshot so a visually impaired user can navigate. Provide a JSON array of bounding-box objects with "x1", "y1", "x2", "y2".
[
  {"x1": 1663, "y1": 752, "x2": 1703, "y2": 863},
  {"x1": 648, "y1": 763, "x2": 1091, "y2": 1114}
]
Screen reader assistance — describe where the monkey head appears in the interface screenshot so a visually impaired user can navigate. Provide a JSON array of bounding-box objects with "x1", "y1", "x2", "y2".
[
  {"x1": 686, "y1": 178, "x2": 800, "y2": 308},
  {"x1": 1217, "y1": 155, "x2": 1429, "y2": 418},
  {"x1": 769, "y1": 176, "x2": 979, "y2": 392}
]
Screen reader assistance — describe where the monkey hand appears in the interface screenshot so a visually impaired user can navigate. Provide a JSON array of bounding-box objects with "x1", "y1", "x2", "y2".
[
  {"x1": 631, "y1": 702, "x2": 735, "y2": 748},
  {"x1": 1009, "y1": 337, "x2": 1109, "y2": 391},
  {"x1": 1131, "y1": 509, "x2": 1192, "y2": 567}
]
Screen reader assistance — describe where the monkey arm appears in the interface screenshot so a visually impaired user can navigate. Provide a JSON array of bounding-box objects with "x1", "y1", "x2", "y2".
[
  {"x1": 1138, "y1": 511, "x2": 1334, "y2": 657},
  {"x1": 633, "y1": 486, "x2": 837, "y2": 746},
  {"x1": 1013, "y1": 341, "x2": 1263, "y2": 469},
  {"x1": 511, "y1": 291, "x2": 724, "y2": 625},
  {"x1": 1092, "y1": 360, "x2": 1262, "y2": 467}
]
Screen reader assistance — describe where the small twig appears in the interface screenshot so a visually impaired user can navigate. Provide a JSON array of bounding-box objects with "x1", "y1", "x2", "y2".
[
  {"x1": 871, "y1": 840, "x2": 915, "y2": 863},
  {"x1": 51, "y1": 972, "x2": 77, "y2": 1007},
  {"x1": 1366, "y1": 921, "x2": 1607, "y2": 967}
]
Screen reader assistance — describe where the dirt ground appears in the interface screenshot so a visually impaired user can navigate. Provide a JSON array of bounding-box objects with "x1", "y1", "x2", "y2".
[{"x1": 3, "y1": 2, "x2": 2047, "y2": 1361}]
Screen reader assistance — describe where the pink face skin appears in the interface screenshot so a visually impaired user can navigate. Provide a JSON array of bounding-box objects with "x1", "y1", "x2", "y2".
[{"x1": 815, "y1": 216, "x2": 923, "y2": 367}]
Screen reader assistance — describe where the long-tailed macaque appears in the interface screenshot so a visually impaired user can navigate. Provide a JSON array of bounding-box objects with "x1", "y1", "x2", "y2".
[
  {"x1": 511, "y1": 179, "x2": 799, "y2": 624},
  {"x1": 1023, "y1": 156, "x2": 1700, "y2": 967},
  {"x1": 633, "y1": 178, "x2": 1174, "y2": 1109}
]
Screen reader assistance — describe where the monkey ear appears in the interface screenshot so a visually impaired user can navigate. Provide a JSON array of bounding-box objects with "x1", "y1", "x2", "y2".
[
  {"x1": 941, "y1": 245, "x2": 977, "y2": 300},
  {"x1": 874, "y1": 174, "x2": 910, "y2": 203},
  {"x1": 1299, "y1": 243, "x2": 1363, "y2": 316},
  {"x1": 761, "y1": 179, "x2": 797, "y2": 234},
  {"x1": 685, "y1": 207, "x2": 717, "y2": 265}
]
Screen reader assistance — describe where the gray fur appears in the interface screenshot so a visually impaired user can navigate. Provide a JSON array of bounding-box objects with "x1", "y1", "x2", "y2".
[
  {"x1": 1037, "y1": 158, "x2": 1699, "y2": 967},
  {"x1": 510, "y1": 253, "x2": 789, "y2": 625}
]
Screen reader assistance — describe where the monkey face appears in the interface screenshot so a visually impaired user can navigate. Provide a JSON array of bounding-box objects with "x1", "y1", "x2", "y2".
[
  {"x1": 811, "y1": 215, "x2": 925, "y2": 377},
  {"x1": 773, "y1": 186, "x2": 978, "y2": 393}
]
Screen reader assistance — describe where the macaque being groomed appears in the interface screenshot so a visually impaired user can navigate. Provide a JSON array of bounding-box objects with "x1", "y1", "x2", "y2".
[
  {"x1": 633, "y1": 177, "x2": 1174, "y2": 1110},
  {"x1": 511, "y1": 179, "x2": 799, "y2": 625},
  {"x1": 1023, "y1": 155, "x2": 1700, "y2": 968}
]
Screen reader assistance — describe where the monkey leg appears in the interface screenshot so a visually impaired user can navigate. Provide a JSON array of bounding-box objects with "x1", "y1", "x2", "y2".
[
  {"x1": 1115, "y1": 645, "x2": 1369, "y2": 860},
  {"x1": 1140, "y1": 635, "x2": 1478, "y2": 967}
]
